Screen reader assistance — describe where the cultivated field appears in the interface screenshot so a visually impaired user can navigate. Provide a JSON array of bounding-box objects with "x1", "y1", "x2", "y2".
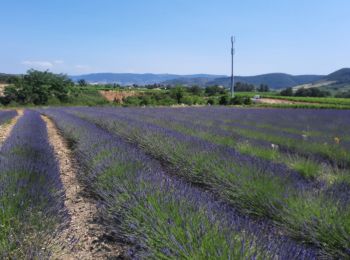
[{"x1": 1, "y1": 107, "x2": 350, "y2": 259}]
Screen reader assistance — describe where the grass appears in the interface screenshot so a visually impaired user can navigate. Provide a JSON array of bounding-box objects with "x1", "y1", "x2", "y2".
[
  {"x1": 265, "y1": 95, "x2": 350, "y2": 105},
  {"x1": 259, "y1": 94, "x2": 350, "y2": 108},
  {"x1": 219, "y1": 125, "x2": 350, "y2": 166},
  {"x1": 64, "y1": 89, "x2": 109, "y2": 106},
  {"x1": 256, "y1": 102, "x2": 350, "y2": 109},
  {"x1": 112, "y1": 110, "x2": 342, "y2": 183},
  {"x1": 290, "y1": 158, "x2": 321, "y2": 179}
]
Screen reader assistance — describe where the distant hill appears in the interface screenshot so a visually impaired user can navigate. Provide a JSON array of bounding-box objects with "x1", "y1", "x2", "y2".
[
  {"x1": 70, "y1": 73, "x2": 224, "y2": 85},
  {"x1": 324, "y1": 68, "x2": 350, "y2": 83},
  {"x1": 2, "y1": 69, "x2": 349, "y2": 90},
  {"x1": 292, "y1": 68, "x2": 350, "y2": 93},
  {"x1": 166, "y1": 73, "x2": 323, "y2": 89},
  {"x1": 162, "y1": 77, "x2": 216, "y2": 86},
  {"x1": 0, "y1": 73, "x2": 17, "y2": 83},
  {"x1": 165, "y1": 69, "x2": 349, "y2": 90}
]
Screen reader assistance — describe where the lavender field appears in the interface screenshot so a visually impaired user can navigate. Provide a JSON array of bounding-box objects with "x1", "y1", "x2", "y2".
[{"x1": 1, "y1": 107, "x2": 350, "y2": 259}]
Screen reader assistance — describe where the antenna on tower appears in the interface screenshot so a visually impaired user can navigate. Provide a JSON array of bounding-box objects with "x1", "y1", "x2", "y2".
[{"x1": 230, "y1": 36, "x2": 236, "y2": 98}]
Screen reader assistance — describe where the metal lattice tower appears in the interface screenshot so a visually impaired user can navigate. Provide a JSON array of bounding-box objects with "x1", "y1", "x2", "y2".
[{"x1": 230, "y1": 36, "x2": 236, "y2": 98}]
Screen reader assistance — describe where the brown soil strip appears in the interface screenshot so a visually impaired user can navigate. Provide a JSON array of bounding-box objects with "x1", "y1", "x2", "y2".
[
  {"x1": 0, "y1": 109, "x2": 23, "y2": 146},
  {"x1": 42, "y1": 115, "x2": 123, "y2": 259},
  {"x1": 99, "y1": 90, "x2": 139, "y2": 103},
  {"x1": 257, "y1": 98, "x2": 318, "y2": 105}
]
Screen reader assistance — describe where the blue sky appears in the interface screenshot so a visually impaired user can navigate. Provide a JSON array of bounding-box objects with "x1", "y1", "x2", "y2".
[{"x1": 0, "y1": 0, "x2": 349, "y2": 75}]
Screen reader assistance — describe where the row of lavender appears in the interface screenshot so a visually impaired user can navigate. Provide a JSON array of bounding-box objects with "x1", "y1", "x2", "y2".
[
  {"x1": 61, "y1": 107, "x2": 350, "y2": 258},
  {"x1": 0, "y1": 110, "x2": 66, "y2": 258},
  {"x1": 40, "y1": 108, "x2": 321, "y2": 259},
  {"x1": 0, "y1": 110, "x2": 17, "y2": 126},
  {"x1": 105, "y1": 107, "x2": 349, "y2": 183},
  {"x1": 111, "y1": 107, "x2": 350, "y2": 166}
]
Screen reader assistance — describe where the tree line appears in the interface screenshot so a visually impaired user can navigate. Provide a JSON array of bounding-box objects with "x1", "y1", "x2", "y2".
[
  {"x1": 280, "y1": 87, "x2": 331, "y2": 97},
  {"x1": 0, "y1": 70, "x2": 269, "y2": 106},
  {"x1": 0, "y1": 70, "x2": 74, "y2": 105}
]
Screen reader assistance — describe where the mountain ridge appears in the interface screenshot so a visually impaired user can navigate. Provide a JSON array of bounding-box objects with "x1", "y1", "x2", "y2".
[
  {"x1": 2, "y1": 68, "x2": 349, "y2": 90},
  {"x1": 71, "y1": 72, "x2": 325, "y2": 89},
  {"x1": 70, "y1": 73, "x2": 225, "y2": 86}
]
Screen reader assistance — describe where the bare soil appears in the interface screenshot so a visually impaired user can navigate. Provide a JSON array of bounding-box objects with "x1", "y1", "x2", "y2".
[
  {"x1": 0, "y1": 109, "x2": 23, "y2": 146},
  {"x1": 0, "y1": 83, "x2": 8, "y2": 96},
  {"x1": 256, "y1": 98, "x2": 317, "y2": 105},
  {"x1": 99, "y1": 90, "x2": 139, "y2": 103},
  {"x1": 42, "y1": 115, "x2": 123, "y2": 259}
]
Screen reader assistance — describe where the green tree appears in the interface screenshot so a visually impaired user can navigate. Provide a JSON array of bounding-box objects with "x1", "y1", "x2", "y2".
[
  {"x1": 205, "y1": 85, "x2": 226, "y2": 96},
  {"x1": 335, "y1": 90, "x2": 350, "y2": 98},
  {"x1": 280, "y1": 87, "x2": 293, "y2": 96},
  {"x1": 180, "y1": 95, "x2": 194, "y2": 105},
  {"x1": 1, "y1": 70, "x2": 73, "y2": 105},
  {"x1": 170, "y1": 86, "x2": 185, "y2": 103},
  {"x1": 230, "y1": 96, "x2": 252, "y2": 105},
  {"x1": 234, "y1": 82, "x2": 255, "y2": 92},
  {"x1": 188, "y1": 85, "x2": 203, "y2": 96},
  {"x1": 219, "y1": 95, "x2": 229, "y2": 105},
  {"x1": 295, "y1": 87, "x2": 330, "y2": 97},
  {"x1": 78, "y1": 79, "x2": 88, "y2": 87},
  {"x1": 258, "y1": 84, "x2": 269, "y2": 92}
]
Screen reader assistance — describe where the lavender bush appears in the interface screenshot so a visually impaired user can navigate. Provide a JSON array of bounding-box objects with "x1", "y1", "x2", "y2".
[
  {"x1": 0, "y1": 110, "x2": 66, "y2": 258},
  {"x1": 62, "y1": 106, "x2": 350, "y2": 257},
  {"x1": 0, "y1": 110, "x2": 17, "y2": 126},
  {"x1": 41, "y1": 108, "x2": 322, "y2": 259}
]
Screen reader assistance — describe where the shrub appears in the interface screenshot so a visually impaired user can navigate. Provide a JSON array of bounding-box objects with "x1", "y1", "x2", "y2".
[
  {"x1": 191, "y1": 95, "x2": 206, "y2": 105},
  {"x1": 230, "y1": 96, "x2": 252, "y2": 105},
  {"x1": 157, "y1": 96, "x2": 177, "y2": 106},
  {"x1": 139, "y1": 95, "x2": 155, "y2": 106},
  {"x1": 243, "y1": 96, "x2": 253, "y2": 105},
  {"x1": 123, "y1": 96, "x2": 142, "y2": 106},
  {"x1": 335, "y1": 90, "x2": 350, "y2": 98},
  {"x1": 180, "y1": 95, "x2": 194, "y2": 105},
  {"x1": 280, "y1": 87, "x2": 293, "y2": 96},
  {"x1": 187, "y1": 85, "x2": 203, "y2": 95},
  {"x1": 205, "y1": 85, "x2": 227, "y2": 96},
  {"x1": 295, "y1": 87, "x2": 330, "y2": 97},
  {"x1": 219, "y1": 95, "x2": 230, "y2": 105},
  {"x1": 207, "y1": 98, "x2": 216, "y2": 105},
  {"x1": 234, "y1": 82, "x2": 255, "y2": 92}
]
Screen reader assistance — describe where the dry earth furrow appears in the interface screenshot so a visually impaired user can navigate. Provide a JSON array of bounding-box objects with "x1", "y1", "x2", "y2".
[{"x1": 42, "y1": 115, "x2": 122, "y2": 260}]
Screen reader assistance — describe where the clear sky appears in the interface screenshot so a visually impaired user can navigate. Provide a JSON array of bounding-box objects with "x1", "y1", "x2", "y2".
[{"x1": 0, "y1": 0, "x2": 349, "y2": 76}]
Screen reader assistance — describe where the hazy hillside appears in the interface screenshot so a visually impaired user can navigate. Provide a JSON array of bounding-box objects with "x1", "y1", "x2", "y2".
[
  {"x1": 168, "y1": 73, "x2": 323, "y2": 89},
  {"x1": 0, "y1": 73, "x2": 17, "y2": 83},
  {"x1": 70, "y1": 73, "x2": 224, "y2": 85},
  {"x1": 162, "y1": 77, "x2": 216, "y2": 86},
  {"x1": 292, "y1": 68, "x2": 350, "y2": 93},
  {"x1": 3, "y1": 69, "x2": 349, "y2": 90},
  {"x1": 324, "y1": 68, "x2": 350, "y2": 83}
]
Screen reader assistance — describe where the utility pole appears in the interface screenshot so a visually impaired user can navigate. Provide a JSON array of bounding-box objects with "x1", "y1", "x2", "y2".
[{"x1": 230, "y1": 36, "x2": 235, "y2": 98}]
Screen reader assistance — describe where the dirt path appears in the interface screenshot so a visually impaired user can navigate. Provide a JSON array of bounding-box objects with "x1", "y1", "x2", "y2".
[
  {"x1": 42, "y1": 115, "x2": 122, "y2": 259},
  {"x1": 0, "y1": 109, "x2": 23, "y2": 146}
]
